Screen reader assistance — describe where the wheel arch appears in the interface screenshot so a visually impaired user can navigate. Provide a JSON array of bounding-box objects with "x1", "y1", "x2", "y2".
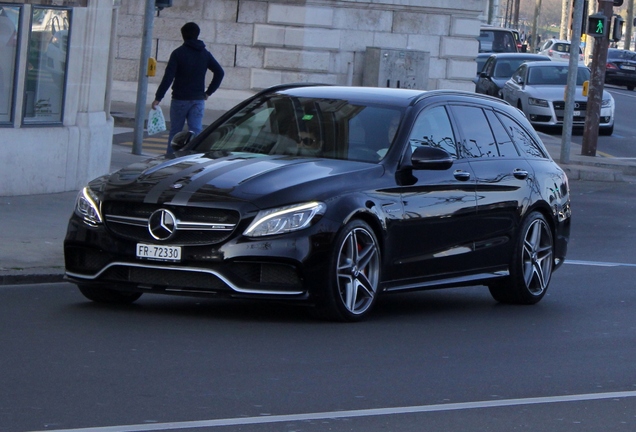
[
  {"x1": 341, "y1": 209, "x2": 386, "y2": 256},
  {"x1": 523, "y1": 202, "x2": 557, "y2": 240}
]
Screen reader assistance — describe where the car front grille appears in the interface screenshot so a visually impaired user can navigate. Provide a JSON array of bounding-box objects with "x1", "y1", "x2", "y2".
[
  {"x1": 102, "y1": 201, "x2": 240, "y2": 245},
  {"x1": 553, "y1": 101, "x2": 587, "y2": 111},
  {"x1": 93, "y1": 262, "x2": 304, "y2": 294}
]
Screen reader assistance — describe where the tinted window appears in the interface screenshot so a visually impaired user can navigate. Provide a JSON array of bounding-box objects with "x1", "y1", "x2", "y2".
[
  {"x1": 496, "y1": 112, "x2": 547, "y2": 159},
  {"x1": 408, "y1": 106, "x2": 457, "y2": 158},
  {"x1": 452, "y1": 106, "x2": 497, "y2": 158},
  {"x1": 193, "y1": 94, "x2": 402, "y2": 162},
  {"x1": 478, "y1": 29, "x2": 517, "y2": 53},
  {"x1": 485, "y1": 110, "x2": 520, "y2": 157}
]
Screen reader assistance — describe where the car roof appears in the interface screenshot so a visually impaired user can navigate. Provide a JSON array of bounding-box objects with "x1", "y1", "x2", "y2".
[
  {"x1": 486, "y1": 53, "x2": 550, "y2": 60},
  {"x1": 525, "y1": 61, "x2": 575, "y2": 67},
  {"x1": 480, "y1": 26, "x2": 516, "y2": 32},
  {"x1": 272, "y1": 85, "x2": 509, "y2": 110}
]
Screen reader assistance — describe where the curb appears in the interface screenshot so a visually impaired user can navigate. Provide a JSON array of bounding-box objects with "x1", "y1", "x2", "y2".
[{"x1": 1, "y1": 273, "x2": 65, "y2": 286}]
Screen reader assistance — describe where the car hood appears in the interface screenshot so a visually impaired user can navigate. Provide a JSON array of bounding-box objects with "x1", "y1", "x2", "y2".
[
  {"x1": 523, "y1": 85, "x2": 611, "y2": 101},
  {"x1": 101, "y1": 152, "x2": 385, "y2": 209}
]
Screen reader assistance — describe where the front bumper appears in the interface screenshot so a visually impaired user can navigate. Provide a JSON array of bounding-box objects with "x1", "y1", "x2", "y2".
[
  {"x1": 526, "y1": 100, "x2": 613, "y2": 127},
  {"x1": 64, "y1": 215, "x2": 336, "y2": 302}
]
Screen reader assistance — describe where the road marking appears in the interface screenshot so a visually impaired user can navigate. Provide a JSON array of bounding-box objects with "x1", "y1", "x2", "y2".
[
  {"x1": 607, "y1": 88, "x2": 636, "y2": 100},
  {"x1": 565, "y1": 259, "x2": 636, "y2": 268},
  {"x1": 29, "y1": 390, "x2": 636, "y2": 432}
]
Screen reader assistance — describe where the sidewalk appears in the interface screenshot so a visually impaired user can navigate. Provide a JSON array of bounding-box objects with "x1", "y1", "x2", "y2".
[{"x1": 1, "y1": 102, "x2": 634, "y2": 285}]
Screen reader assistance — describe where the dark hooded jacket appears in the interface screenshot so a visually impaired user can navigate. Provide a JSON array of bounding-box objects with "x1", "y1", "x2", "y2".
[{"x1": 155, "y1": 39, "x2": 224, "y2": 102}]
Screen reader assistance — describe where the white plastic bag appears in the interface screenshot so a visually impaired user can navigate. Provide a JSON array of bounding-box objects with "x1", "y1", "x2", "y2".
[{"x1": 147, "y1": 107, "x2": 166, "y2": 135}]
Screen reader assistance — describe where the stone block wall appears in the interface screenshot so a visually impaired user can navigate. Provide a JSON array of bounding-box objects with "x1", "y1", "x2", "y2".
[{"x1": 112, "y1": 0, "x2": 483, "y2": 110}]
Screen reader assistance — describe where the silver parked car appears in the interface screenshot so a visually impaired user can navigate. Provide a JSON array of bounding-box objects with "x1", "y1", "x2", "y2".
[
  {"x1": 501, "y1": 61, "x2": 615, "y2": 135},
  {"x1": 475, "y1": 53, "x2": 550, "y2": 98}
]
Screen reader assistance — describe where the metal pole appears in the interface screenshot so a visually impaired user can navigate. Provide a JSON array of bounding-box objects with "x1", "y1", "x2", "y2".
[
  {"x1": 531, "y1": 0, "x2": 542, "y2": 52},
  {"x1": 132, "y1": 0, "x2": 156, "y2": 155},
  {"x1": 625, "y1": 0, "x2": 634, "y2": 50},
  {"x1": 581, "y1": 0, "x2": 613, "y2": 157},
  {"x1": 561, "y1": 0, "x2": 585, "y2": 164}
]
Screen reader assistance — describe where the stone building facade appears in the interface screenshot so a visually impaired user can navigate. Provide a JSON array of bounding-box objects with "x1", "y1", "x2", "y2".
[
  {"x1": 0, "y1": 0, "x2": 118, "y2": 196},
  {"x1": 112, "y1": 0, "x2": 485, "y2": 111}
]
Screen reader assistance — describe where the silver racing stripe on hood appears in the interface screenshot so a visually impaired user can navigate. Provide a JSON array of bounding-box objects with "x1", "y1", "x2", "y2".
[
  {"x1": 143, "y1": 157, "x2": 239, "y2": 204},
  {"x1": 168, "y1": 158, "x2": 286, "y2": 205}
]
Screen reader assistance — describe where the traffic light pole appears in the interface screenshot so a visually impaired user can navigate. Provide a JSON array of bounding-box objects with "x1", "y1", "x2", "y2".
[
  {"x1": 132, "y1": 0, "x2": 156, "y2": 155},
  {"x1": 581, "y1": 0, "x2": 613, "y2": 157},
  {"x1": 561, "y1": 0, "x2": 585, "y2": 164}
]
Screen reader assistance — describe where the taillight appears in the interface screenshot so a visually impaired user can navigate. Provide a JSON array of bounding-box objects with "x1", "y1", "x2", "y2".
[{"x1": 606, "y1": 63, "x2": 618, "y2": 70}]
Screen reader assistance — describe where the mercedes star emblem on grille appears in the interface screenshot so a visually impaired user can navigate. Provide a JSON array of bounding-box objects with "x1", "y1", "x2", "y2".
[
  {"x1": 574, "y1": 102, "x2": 580, "y2": 109},
  {"x1": 148, "y1": 209, "x2": 177, "y2": 240}
]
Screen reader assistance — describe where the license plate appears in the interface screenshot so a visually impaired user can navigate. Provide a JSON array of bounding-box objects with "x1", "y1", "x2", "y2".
[
  {"x1": 136, "y1": 243, "x2": 181, "y2": 261},
  {"x1": 621, "y1": 65, "x2": 635, "y2": 70},
  {"x1": 573, "y1": 111, "x2": 581, "y2": 117}
]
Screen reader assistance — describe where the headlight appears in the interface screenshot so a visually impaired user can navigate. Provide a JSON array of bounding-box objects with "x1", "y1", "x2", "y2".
[
  {"x1": 74, "y1": 186, "x2": 103, "y2": 226},
  {"x1": 244, "y1": 201, "x2": 326, "y2": 237},
  {"x1": 528, "y1": 97, "x2": 549, "y2": 107},
  {"x1": 601, "y1": 98, "x2": 612, "y2": 108}
]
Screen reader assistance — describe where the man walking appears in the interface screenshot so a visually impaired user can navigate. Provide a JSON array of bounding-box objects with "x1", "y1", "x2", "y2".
[{"x1": 151, "y1": 22, "x2": 224, "y2": 154}]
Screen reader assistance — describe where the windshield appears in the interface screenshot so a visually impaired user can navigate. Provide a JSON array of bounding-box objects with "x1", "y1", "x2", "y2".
[
  {"x1": 527, "y1": 66, "x2": 590, "y2": 85},
  {"x1": 192, "y1": 94, "x2": 402, "y2": 163}
]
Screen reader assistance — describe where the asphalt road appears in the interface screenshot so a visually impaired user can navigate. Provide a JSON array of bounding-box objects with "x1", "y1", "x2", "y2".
[
  {"x1": 2, "y1": 179, "x2": 636, "y2": 432},
  {"x1": 563, "y1": 86, "x2": 636, "y2": 158}
]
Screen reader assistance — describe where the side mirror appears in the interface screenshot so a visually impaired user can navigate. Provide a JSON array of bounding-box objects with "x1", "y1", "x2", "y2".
[
  {"x1": 516, "y1": 76, "x2": 524, "y2": 85},
  {"x1": 171, "y1": 130, "x2": 195, "y2": 151},
  {"x1": 411, "y1": 146, "x2": 454, "y2": 170}
]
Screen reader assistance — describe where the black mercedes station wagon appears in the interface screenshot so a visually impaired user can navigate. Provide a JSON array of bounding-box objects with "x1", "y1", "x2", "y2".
[{"x1": 64, "y1": 85, "x2": 571, "y2": 321}]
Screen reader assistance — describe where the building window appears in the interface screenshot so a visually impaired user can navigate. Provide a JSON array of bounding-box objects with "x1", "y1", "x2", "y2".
[
  {"x1": 0, "y1": 5, "x2": 19, "y2": 124},
  {"x1": 23, "y1": 7, "x2": 70, "y2": 124}
]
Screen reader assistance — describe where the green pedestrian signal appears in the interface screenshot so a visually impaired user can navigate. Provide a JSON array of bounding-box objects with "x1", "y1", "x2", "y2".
[{"x1": 587, "y1": 13, "x2": 607, "y2": 37}]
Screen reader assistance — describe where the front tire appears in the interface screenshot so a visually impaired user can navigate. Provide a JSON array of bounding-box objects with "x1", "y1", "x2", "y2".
[
  {"x1": 78, "y1": 285, "x2": 142, "y2": 305},
  {"x1": 599, "y1": 124, "x2": 614, "y2": 136},
  {"x1": 317, "y1": 220, "x2": 381, "y2": 322},
  {"x1": 489, "y1": 212, "x2": 554, "y2": 305}
]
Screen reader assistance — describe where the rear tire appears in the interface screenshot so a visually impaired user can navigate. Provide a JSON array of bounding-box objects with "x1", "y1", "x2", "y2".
[
  {"x1": 489, "y1": 212, "x2": 553, "y2": 305},
  {"x1": 78, "y1": 285, "x2": 142, "y2": 305}
]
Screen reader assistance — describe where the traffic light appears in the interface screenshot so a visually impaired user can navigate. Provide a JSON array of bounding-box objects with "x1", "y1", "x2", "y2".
[
  {"x1": 587, "y1": 13, "x2": 607, "y2": 37},
  {"x1": 611, "y1": 15, "x2": 624, "y2": 42},
  {"x1": 570, "y1": 0, "x2": 589, "y2": 33}
]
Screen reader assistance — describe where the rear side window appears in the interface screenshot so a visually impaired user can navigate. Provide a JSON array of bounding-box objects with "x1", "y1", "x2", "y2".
[
  {"x1": 451, "y1": 106, "x2": 497, "y2": 158},
  {"x1": 496, "y1": 112, "x2": 547, "y2": 159},
  {"x1": 484, "y1": 110, "x2": 520, "y2": 157},
  {"x1": 452, "y1": 106, "x2": 521, "y2": 158}
]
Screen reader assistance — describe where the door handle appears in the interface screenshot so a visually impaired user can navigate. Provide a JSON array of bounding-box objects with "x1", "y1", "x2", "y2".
[
  {"x1": 453, "y1": 170, "x2": 471, "y2": 181},
  {"x1": 513, "y1": 169, "x2": 529, "y2": 180}
]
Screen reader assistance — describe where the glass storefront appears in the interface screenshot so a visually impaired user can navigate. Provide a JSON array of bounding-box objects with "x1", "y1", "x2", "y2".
[
  {"x1": 0, "y1": 5, "x2": 19, "y2": 124},
  {"x1": 23, "y1": 6, "x2": 70, "y2": 124}
]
